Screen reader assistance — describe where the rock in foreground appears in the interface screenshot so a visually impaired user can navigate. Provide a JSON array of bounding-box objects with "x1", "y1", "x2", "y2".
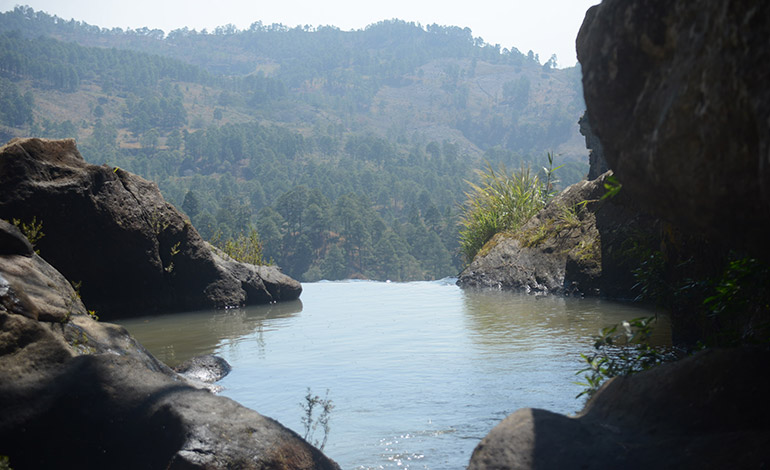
[
  {"x1": 468, "y1": 347, "x2": 770, "y2": 470},
  {"x1": 0, "y1": 138, "x2": 301, "y2": 318},
  {"x1": 0, "y1": 219, "x2": 339, "y2": 470}
]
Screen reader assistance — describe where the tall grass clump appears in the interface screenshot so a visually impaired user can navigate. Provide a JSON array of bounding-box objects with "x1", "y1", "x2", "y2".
[{"x1": 459, "y1": 162, "x2": 551, "y2": 264}]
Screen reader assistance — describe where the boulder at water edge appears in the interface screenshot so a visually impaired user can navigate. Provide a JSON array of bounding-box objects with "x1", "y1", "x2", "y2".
[
  {"x1": 468, "y1": 347, "x2": 770, "y2": 470},
  {"x1": 0, "y1": 138, "x2": 301, "y2": 318},
  {"x1": 457, "y1": 171, "x2": 661, "y2": 299},
  {"x1": 0, "y1": 219, "x2": 340, "y2": 469}
]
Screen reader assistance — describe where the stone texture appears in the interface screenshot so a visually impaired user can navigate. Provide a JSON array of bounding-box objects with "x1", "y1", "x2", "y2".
[
  {"x1": 579, "y1": 112, "x2": 608, "y2": 180},
  {"x1": 468, "y1": 347, "x2": 770, "y2": 470},
  {"x1": 0, "y1": 138, "x2": 301, "y2": 319},
  {"x1": 577, "y1": 0, "x2": 770, "y2": 259},
  {"x1": 174, "y1": 354, "x2": 232, "y2": 384},
  {"x1": 0, "y1": 216, "x2": 339, "y2": 470}
]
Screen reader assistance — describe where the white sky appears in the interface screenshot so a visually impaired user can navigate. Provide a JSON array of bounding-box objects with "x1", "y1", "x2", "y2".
[{"x1": 0, "y1": 0, "x2": 599, "y2": 67}]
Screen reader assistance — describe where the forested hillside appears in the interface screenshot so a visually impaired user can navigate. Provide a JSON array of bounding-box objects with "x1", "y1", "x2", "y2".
[{"x1": 0, "y1": 6, "x2": 588, "y2": 281}]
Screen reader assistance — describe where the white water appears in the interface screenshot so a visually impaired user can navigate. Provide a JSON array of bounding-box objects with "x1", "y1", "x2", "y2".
[{"x1": 117, "y1": 279, "x2": 667, "y2": 469}]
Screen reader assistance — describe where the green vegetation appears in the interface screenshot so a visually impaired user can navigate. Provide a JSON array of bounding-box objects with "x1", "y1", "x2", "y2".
[
  {"x1": 10, "y1": 216, "x2": 43, "y2": 253},
  {"x1": 0, "y1": 77, "x2": 33, "y2": 127},
  {"x1": 577, "y1": 232, "x2": 770, "y2": 399},
  {"x1": 211, "y1": 227, "x2": 268, "y2": 266},
  {"x1": 601, "y1": 174, "x2": 623, "y2": 200},
  {"x1": 0, "y1": 6, "x2": 588, "y2": 280},
  {"x1": 700, "y1": 256, "x2": 770, "y2": 345},
  {"x1": 458, "y1": 162, "x2": 552, "y2": 263},
  {"x1": 0, "y1": 454, "x2": 11, "y2": 470},
  {"x1": 300, "y1": 388, "x2": 334, "y2": 451},
  {"x1": 577, "y1": 316, "x2": 674, "y2": 399}
]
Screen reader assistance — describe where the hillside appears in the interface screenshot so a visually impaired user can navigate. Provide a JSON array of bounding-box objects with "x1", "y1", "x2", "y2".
[{"x1": 0, "y1": 6, "x2": 588, "y2": 282}]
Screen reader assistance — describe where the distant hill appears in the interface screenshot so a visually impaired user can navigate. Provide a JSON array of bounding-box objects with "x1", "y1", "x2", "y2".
[{"x1": 0, "y1": 5, "x2": 588, "y2": 282}]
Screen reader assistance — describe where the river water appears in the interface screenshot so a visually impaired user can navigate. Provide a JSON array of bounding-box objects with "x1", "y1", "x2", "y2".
[{"x1": 117, "y1": 279, "x2": 667, "y2": 469}]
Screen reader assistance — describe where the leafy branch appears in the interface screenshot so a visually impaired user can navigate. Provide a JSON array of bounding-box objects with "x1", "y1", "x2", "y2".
[
  {"x1": 299, "y1": 388, "x2": 334, "y2": 451},
  {"x1": 576, "y1": 316, "x2": 674, "y2": 399}
]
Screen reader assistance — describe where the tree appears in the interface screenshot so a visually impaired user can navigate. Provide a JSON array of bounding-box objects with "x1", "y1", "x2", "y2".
[
  {"x1": 140, "y1": 128, "x2": 160, "y2": 150},
  {"x1": 167, "y1": 128, "x2": 183, "y2": 151},
  {"x1": 193, "y1": 211, "x2": 217, "y2": 240},
  {"x1": 276, "y1": 186, "x2": 310, "y2": 235},
  {"x1": 182, "y1": 190, "x2": 200, "y2": 218},
  {"x1": 321, "y1": 245, "x2": 347, "y2": 280}
]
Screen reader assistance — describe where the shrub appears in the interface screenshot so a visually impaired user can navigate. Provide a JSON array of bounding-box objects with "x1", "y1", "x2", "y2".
[
  {"x1": 300, "y1": 388, "x2": 334, "y2": 451},
  {"x1": 211, "y1": 226, "x2": 269, "y2": 266},
  {"x1": 11, "y1": 216, "x2": 44, "y2": 253},
  {"x1": 576, "y1": 316, "x2": 675, "y2": 399}
]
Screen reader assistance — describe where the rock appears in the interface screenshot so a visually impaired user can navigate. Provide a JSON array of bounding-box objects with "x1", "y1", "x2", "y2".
[
  {"x1": 0, "y1": 219, "x2": 32, "y2": 256},
  {"x1": 174, "y1": 354, "x2": 232, "y2": 383},
  {"x1": 0, "y1": 218, "x2": 340, "y2": 470},
  {"x1": 0, "y1": 219, "x2": 87, "y2": 322},
  {"x1": 468, "y1": 347, "x2": 770, "y2": 469},
  {"x1": 457, "y1": 172, "x2": 661, "y2": 298},
  {"x1": 0, "y1": 138, "x2": 301, "y2": 319},
  {"x1": 577, "y1": 0, "x2": 770, "y2": 259},
  {"x1": 578, "y1": 112, "x2": 608, "y2": 180}
]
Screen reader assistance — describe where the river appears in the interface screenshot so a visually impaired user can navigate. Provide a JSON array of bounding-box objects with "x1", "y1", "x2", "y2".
[{"x1": 116, "y1": 279, "x2": 668, "y2": 469}]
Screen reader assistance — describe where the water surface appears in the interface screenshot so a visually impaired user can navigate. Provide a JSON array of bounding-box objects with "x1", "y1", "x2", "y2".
[{"x1": 117, "y1": 280, "x2": 667, "y2": 469}]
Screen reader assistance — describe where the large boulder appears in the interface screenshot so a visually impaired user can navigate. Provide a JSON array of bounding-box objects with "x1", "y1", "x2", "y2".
[
  {"x1": 457, "y1": 171, "x2": 661, "y2": 299},
  {"x1": 0, "y1": 219, "x2": 339, "y2": 470},
  {"x1": 468, "y1": 347, "x2": 770, "y2": 469},
  {"x1": 467, "y1": 1, "x2": 770, "y2": 468},
  {"x1": 577, "y1": 0, "x2": 770, "y2": 258},
  {"x1": 0, "y1": 138, "x2": 301, "y2": 319}
]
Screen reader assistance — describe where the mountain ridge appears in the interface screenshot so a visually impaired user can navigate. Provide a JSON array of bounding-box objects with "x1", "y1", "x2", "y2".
[{"x1": 0, "y1": 6, "x2": 588, "y2": 281}]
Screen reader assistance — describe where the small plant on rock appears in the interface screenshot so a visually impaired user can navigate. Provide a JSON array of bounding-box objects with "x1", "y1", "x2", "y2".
[
  {"x1": 576, "y1": 316, "x2": 674, "y2": 399},
  {"x1": 11, "y1": 216, "x2": 44, "y2": 253},
  {"x1": 300, "y1": 388, "x2": 334, "y2": 451}
]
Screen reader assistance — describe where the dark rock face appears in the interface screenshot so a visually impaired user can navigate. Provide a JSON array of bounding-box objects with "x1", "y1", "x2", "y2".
[
  {"x1": 0, "y1": 220, "x2": 339, "y2": 470},
  {"x1": 0, "y1": 219, "x2": 87, "y2": 322},
  {"x1": 577, "y1": 0, "x2": 770, "y2": 258},
  {"x1": 579, "y1": 112, "x2": 608, "y2": 180},
  {"x1": 468, "y1": 1, "x2": 770, "y2": 468},
  {"x1": 468, "y1": 347, "x2": 770, "y2": 469},
  {"x1": 457, "y1": 172, "x2": 660, "y2": 298},
  {"x1": 0, "y1": 138, "x2": 301, "y2": 318}
]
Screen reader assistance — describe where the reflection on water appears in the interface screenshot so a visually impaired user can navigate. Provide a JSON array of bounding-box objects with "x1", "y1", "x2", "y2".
[
  {"x1": 117, "y1": 280, "x2": 668, "y2": 470},
  {"x1": 117, "y1": 299, "x2": 302, "y2": 366},
  {"x1": 462, "y1": 290, "x2": 671, "y2": 350}
]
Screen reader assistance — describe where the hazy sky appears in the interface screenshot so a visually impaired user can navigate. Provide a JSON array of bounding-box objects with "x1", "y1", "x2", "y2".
[{"x1": 0, "y1": 0, "x2": 598, "y2": 67}]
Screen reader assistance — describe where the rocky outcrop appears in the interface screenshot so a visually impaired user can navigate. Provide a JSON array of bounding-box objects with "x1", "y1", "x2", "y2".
[
  {"x1": 0, "y1": 219, "x2": 339, "y2": 470},
  {"x1": 0, "y1": 138, "x2": 301, "y2": 319},
  {"x1": 578, "y1": 112, "x2": 608, "y2": 180},
  {"x1": 457, "y1": 172, "x2": 660, "y2": 298},
  {"x1": 468, "y1": 1, "x2": 770, "y2": 468},
  {"x1": 468, "y1": 347, "x2": 770, "y2": 469},
  {"x1": 577, "y1": 0, "x2": 770, "y2": 259}
]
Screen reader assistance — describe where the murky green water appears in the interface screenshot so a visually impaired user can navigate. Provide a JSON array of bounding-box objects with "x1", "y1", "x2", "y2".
[{"x1": 117, "y1": 279, "x2": 668, "y2": 469}]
